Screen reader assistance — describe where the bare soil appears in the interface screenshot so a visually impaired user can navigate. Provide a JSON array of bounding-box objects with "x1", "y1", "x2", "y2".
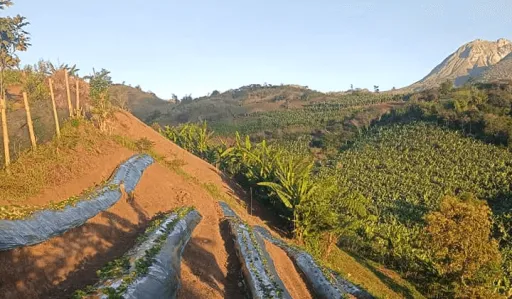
[
  {"x1": 264, "y1": 240, "x2": 313, "y2": 299},
  {"x1": 0, "y1": 110, "x2": 312, "y2": 298}
]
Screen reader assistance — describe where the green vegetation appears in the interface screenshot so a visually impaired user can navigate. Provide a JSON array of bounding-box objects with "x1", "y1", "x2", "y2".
[
  {"x1": 162, "y1": 120, "x2": 511, "y2": 298},
  {"x1": 210, "y1": 92, "x2": 403, "y2": 137},
  {"x1": 378, "y1": 82, "x2": 512, "y2": 149},
  {"x1": 423, "y1": 195, "x2": 503, "y2": 298},
  {"x1": 0, "y1": 0, "x2": 30, "y2": 98},
  {"x1": 0, "y1": 119, "x2": 109, "y2": 204},
  {"x1": 331, "y1": 123, "x2": 511, "y2": 297},
  {"x1": 85, "y1": 69, "x2": 113, "y2": 131}
]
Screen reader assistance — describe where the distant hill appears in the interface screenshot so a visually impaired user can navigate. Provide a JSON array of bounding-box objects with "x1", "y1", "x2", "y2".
[
  {"x1": 406, "y1": 38, "x2": 512, "y2": 91},
  {"x1": 109, "y1": 84, "x2": 176, "y2": 124},
  {"x1": 476, "y1": 52, "x2": 512, "y2": 83},
  {"x1": 147, "y1": 84, "x2": 334, "y2": 126}
]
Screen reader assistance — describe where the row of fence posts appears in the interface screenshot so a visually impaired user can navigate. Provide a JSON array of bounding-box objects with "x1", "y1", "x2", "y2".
[{"x1": 0, "y1": 70, "x2": 81, "y2": 173}]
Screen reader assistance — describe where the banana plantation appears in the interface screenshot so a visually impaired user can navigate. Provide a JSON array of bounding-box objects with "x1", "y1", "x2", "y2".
[
  {"x1": 161, "y1": 121, "x2": 512, "y2": 298},
  {"x1": 210, "y1": 92, "x2": 403, "y2": 136}
]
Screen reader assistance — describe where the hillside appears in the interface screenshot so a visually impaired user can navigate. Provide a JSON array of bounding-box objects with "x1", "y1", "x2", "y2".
[
  {"x1": 407, "y1": 38, "x2": 512, "y2": 90},
  {"x1": 0, "y1": 109, "x2": 423, "y2": 298},
  {"x1": 109, "y1": 84, "x2": 176, "y2": 124},
  {"x1": 140, "y1": 84, "x2": 404, "y2": 155},
  {"x1": 476, "y1": 52, "x2": 512, "y2": 83},
  {"x1": 146, "y1": 84, "x2": 330, "y2": 126}
]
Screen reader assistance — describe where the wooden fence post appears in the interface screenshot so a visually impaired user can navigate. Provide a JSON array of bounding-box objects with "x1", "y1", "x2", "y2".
[
  {"x1": 0, "y1": 94, "x2": 10, "y2": 170},
  {"x1": 23, "y1": 92, "x2": 37, "y2": 150},
  {"x1": 49, "y1": 78, "x2": 61, "y2": 138},
  {"x1": 75, "y1": 79, "x2": 80, "y2": 116},
  {"x1": 64, "y1": 70, "x2": 73, "y2": 117}
]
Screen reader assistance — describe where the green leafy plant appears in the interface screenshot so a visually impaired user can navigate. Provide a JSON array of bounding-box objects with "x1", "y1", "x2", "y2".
[
  {"x1": 0, "y1": 0, "x2": 30, "y2": 97},
  {"x1": 85, "y1": 68, "x2": 113, "y2": 132}
]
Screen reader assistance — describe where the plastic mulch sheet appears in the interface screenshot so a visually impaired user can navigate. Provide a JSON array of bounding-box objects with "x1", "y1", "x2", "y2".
[
  {"x1": 0, "y1": 154, "x2": 154, "y2": 251},
  {"x1": 219, "y1": 201, "x2": 291, "y2": 299},
  {"x1": 96, "y1": 209, "x2": 202, "y2": 299},
  {"x1": 254, "y1": 225, "x2": 373, "y2": 299}
]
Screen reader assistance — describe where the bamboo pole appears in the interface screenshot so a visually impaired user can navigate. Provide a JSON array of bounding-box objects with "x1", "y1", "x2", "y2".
[
  {"x1": 75, "y1": 79, "x2": 80, "y2": 115},
  {"x1": 49, "y1": 78, "x2": 61, "y2": 138},
  {"x1": 64, "y1": 70, "x2": 73, "y2": 117},
  {"x1": 23, "y1": 92, "x2": 37, "y2": 150},
  {"x1": 1, "y1": 94, "x2": 10, "y2": 170}
]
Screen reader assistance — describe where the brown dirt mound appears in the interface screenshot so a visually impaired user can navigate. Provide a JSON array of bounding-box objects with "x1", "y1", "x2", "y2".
[
  {"x1": 0, "y1": 110, "x2": 312, "y2": 299},
  {"x1": 264, "y1": 240, "x2": 313, "y2": 299}
]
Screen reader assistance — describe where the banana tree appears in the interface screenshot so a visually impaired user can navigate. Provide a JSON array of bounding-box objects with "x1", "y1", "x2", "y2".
[{"x1": 258, "y1": 156, "x2": 317, "y2": 241}]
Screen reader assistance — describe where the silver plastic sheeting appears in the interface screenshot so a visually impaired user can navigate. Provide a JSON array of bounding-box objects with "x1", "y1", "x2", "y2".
[
  {"x1": 0, "y1": 154, "x2": 154, "y2": 251},
  {"x1": 254, "y1": 226, "x2": 373, "y2": 299},
  {"x1": 219, "y1": 201, "x2": 291, "y2": 299},
  {"x1": 98, "y1": 209, "x2": 202, "y2": 299}
]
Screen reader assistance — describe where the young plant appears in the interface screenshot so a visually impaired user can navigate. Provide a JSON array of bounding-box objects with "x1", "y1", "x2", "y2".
[{"x1": 85, "y1": 68, "x2": 112, "y2": 132}]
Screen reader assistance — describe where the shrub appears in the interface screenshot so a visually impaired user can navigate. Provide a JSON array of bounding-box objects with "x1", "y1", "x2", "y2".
[{"x1": 423, "y1": 194, "x2": 504, "y2": 298}]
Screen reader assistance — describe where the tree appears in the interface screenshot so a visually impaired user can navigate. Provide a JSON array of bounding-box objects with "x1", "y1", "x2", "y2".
[
  {"x1": 45, "y1": 61, "x2": 79, "y2": 76},
  {"x1": 85, "y1": 68, "x2": 113, "y2": 131},
  {"x1": 350, "y1": 84, "x2": 354, "y2": 90},
  {"x1": 440, "y1": 80, "x2": 453, "y2": 95},
  {"x1": 0, "y1": 0, "x2": 30, "y2": 98},
  {"x1": 258, "y1": 157, "x2": 318, "y2": 241},
  {"x1": 423, "y1": 194, "x2": 504, "y2": 298},
  {"x1": 181, "y1": 94, "x2": 193, "y2": 103},
  {"x1": 211, "y1": 90, "x2": 220, "y2": 96},
  {"x1": 374, "y1": 85, "x2": 380, "y2": 93}
]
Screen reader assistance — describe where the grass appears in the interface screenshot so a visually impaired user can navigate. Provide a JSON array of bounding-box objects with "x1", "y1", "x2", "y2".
[
  {"x1": 0, "y1": 118, "x2": 107, "y2": 205},
  {"x1": 318, "y1": 246, "x2": 425, "y2": 299}
]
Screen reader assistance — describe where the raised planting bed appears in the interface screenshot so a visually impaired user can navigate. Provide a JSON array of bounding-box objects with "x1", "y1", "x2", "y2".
[
  {"x1": 219, "y1": 201, "x2": 291, "y2": 299},
  {"x1": 73, "y1": 206, "x2": 202, "y2": 299},
  {"x1": 0, "y1": 154, "x2": 154, "y2": 251},
  {"x1": 254, "y1": 226, "x2": 373, "y2": 299}
]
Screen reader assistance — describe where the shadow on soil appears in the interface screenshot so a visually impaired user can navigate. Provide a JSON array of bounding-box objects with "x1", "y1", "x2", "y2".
[
  {"x1": 0, "y1": 196, "x2": 166, "y2": 299},
  {"x1": 219, "y1": 172, "x2": 290, "y2": 238},
  {"x1": 179, "y1": 220, "x2": 247, "y2": 299}
]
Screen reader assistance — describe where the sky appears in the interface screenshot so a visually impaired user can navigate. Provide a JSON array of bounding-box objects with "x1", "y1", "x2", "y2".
[{"x1": 6, "y1": 0, "x2": 512, "y2": 99}]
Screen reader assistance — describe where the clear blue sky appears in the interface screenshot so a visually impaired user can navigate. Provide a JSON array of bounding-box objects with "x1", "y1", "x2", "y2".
[{"x1": 7, "y1": 0, "x2": 512, "y2": 99}]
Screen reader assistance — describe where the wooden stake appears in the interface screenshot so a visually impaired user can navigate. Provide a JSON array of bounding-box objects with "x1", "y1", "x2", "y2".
[
  {"x1": 49, "y1": 78, "x2": 61, "y2": 138},
  {"x1": 75, "y1": 79, "x2": 80, "y2": 115},
  {"x1": 23, "y1": 92, "x2": 37, "y2": 150},
  {"x1": 64, "y1": 70, "x2": 73, "y2": 117},
  {"x1": 1, "y1": 95, "x2": 10, "y2": 169}
]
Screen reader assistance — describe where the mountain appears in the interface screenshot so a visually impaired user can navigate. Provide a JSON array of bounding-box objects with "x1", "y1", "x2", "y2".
[
  {"x1": 476, "y1": 52, "x2": 512, "y2": 83},
  {"x1": 407, "y1": 38, "x2": 512, "y2": 91}
]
